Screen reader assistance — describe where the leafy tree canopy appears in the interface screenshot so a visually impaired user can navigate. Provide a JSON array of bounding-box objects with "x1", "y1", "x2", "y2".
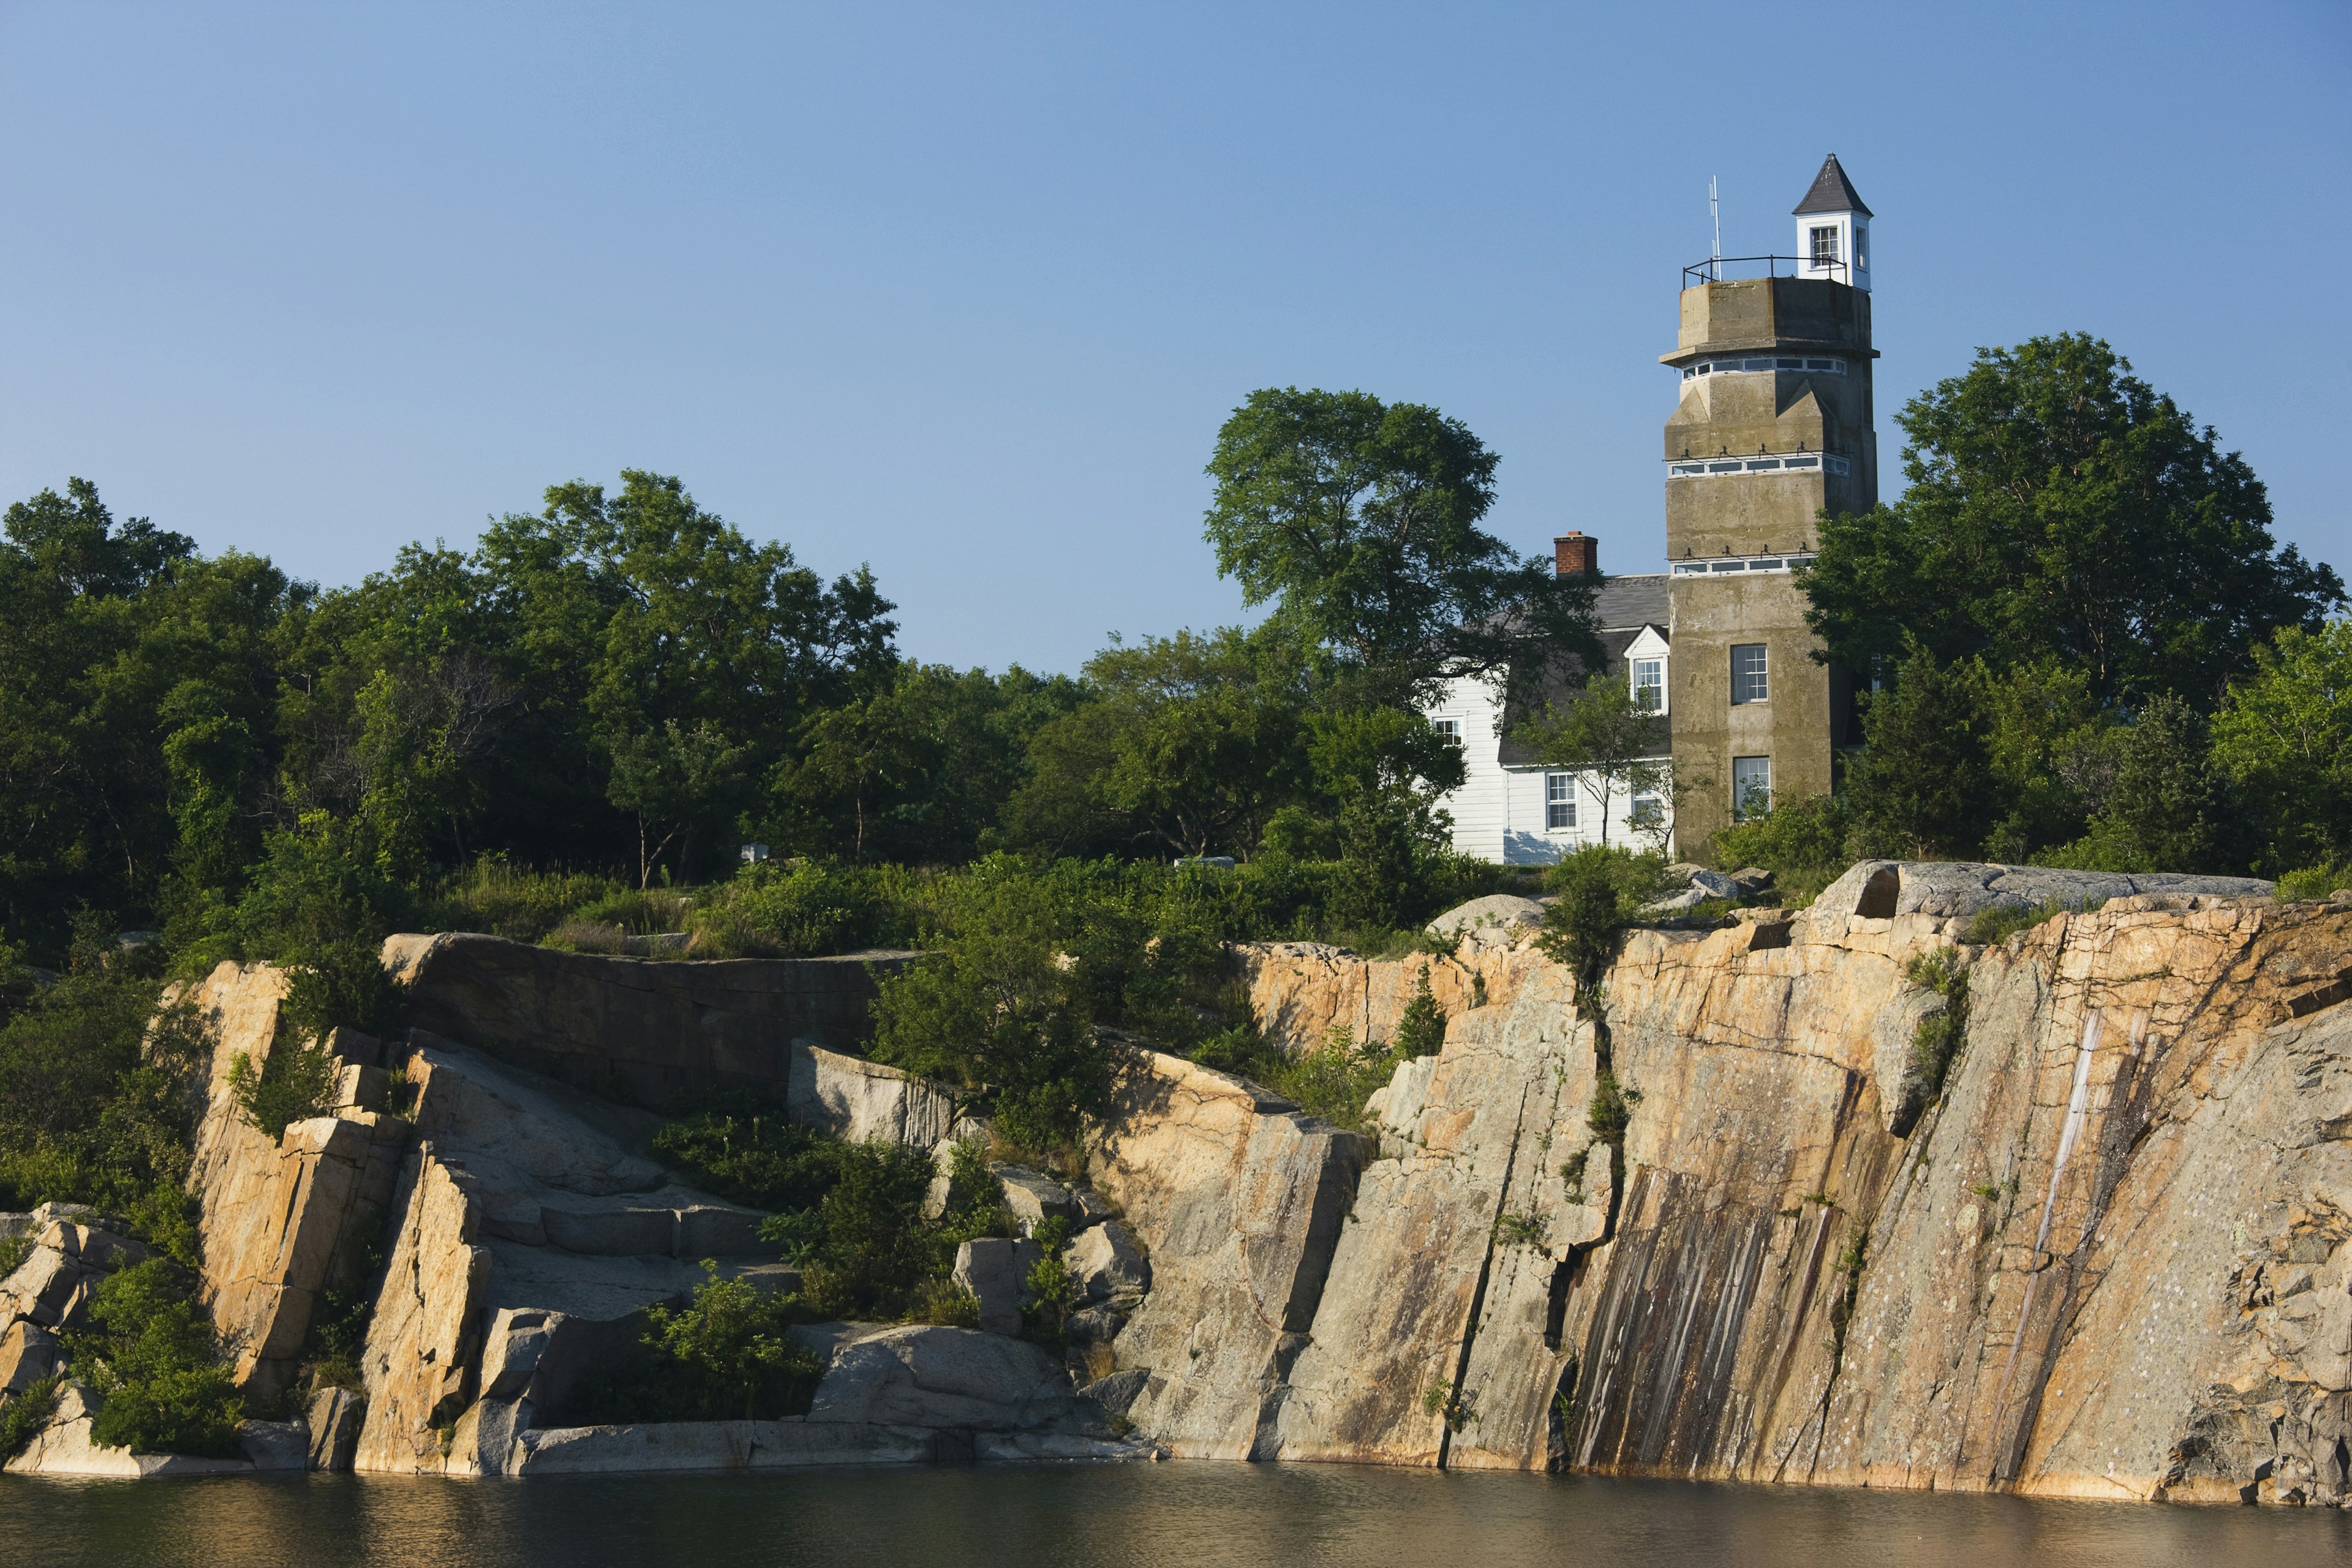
[
  {"x1": 1203, "y1": 388, "x2": 1601, "y2": 706},
  {"x1": 1801, "y1": 334, "x2": 2342, "y2": 709}
]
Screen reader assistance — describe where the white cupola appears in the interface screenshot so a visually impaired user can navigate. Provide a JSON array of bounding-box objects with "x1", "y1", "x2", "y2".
[{"x1": 1792, "y1": 153, "x2": 1872, "y2": 292}]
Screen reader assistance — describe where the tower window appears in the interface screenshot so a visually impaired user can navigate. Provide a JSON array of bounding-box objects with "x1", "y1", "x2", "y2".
[
  {"x1": 1810, "y1": 225, "x2": 1841, "y2": 266},
  {"x1": 1632, "y1": 658, "x2": 1664, "y2": 712},
  {"x1": 1732, "y1": 756, "x2": 1771, "y2": 820},
  {"x1": 1731, "y1": 644, "x2": 1768, "y2": 704},
  {"x1": 1545, "y1": 773, "x2": 1575, "y2": 831}
]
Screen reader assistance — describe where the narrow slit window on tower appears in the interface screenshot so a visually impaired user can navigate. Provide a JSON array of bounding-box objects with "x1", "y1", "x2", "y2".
[
  {"x1": 1810, "y1": 225, "x2": 1840, "y2": 266},
  {"x1": 1545, "y1": 773, "x2": 1575, "y2": 831},
  {"x1": 1731, "y1": 644, "x2": 1768, "y2": 704}
]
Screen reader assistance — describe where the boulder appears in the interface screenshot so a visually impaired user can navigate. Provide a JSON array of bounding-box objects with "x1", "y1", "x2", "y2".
[
  {"x1": 923, "y1": 1130, "x2": 995, "y2": 1221},
  {"x1": 41, "y1": 1220, "x2": 149, "y2": 1274},
  {"x1": 1425, "y1": 895, "x2": 1546, "y2": 941},
  {"x1": 1813, "y1": 859, "x2": 2272, "y2": 923},
  {"x1": 0, "y1": 1320, "x2": 62, "y2": 1394},
  {"x1": 952, "y1": 1237, "x2": 1041, "y2": 1336},
  {"x1": 1079, "y1": 1366, "x2": 1150, "y2": 1418},
  {"x1": 507, "y1": 1417, "x2": 935, "y2": 1474},
  {"x1": 788, "y1": 1041, "x2": 958, "y2": 1149},
  {"x1": 805, "y1": 1325, "x2": 1078, "y2": 1432},
  {"x1": 3, "y1": 1382, "x2": 252, "y2": 1477},
  {"x1": 1068, "y1": 1221, "x2": 1150, "y2": 1303},
  {"x1": 238, "y1": 1419, "x2": 312, "y2": 1471},
  {"x1": 995, "y1": 1166, "x2": 1079, "y2": 1234},
  {"x1": 2, "y1": 1245, "x2": 83, "y2": 1328},
  {"x1": 306, "y1": 1387, "x2": 364, "y2": 1471},
  {"x1": 1066, "y1": 1303, "x2": 1126, "y2": 1348}
]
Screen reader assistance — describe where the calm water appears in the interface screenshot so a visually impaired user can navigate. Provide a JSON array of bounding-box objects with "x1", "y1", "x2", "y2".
[{"x1": 2, "y1": 1463, "x2": 2348, "y2": 1567}]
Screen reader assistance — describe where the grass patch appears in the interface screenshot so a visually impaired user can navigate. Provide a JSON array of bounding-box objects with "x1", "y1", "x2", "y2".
[{"x1": 1964, "y1": 898, "x2": 2084, "y2": 946}]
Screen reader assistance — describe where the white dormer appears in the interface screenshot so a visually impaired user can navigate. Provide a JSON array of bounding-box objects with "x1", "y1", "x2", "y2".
[{"x1": 1792, "y1": 153, "x2": 1872, "y2": 292}]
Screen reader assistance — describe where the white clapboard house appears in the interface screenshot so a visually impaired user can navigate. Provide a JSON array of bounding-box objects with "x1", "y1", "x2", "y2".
[{"x1": 1423, "y1": 534, "x2": 1673, "y2": 863}]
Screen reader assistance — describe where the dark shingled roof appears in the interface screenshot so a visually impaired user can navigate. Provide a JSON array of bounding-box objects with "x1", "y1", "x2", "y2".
[
  {"x1": 1493, "y1": 577, "x2": 1672, "y2": 766},
  {"x1": 1792, "y1": 153, "x2": 1872, "y2": 218},
  {"x1": 1594, "y1": 573, "x2": 1669, "y2": 631}
]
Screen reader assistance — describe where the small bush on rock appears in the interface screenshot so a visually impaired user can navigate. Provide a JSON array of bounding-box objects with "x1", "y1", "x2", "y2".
[
  {"x1": 226, "y1": 1038, "x2": 340, "y2": 1139},
  {"x1": 1392, "y1": 966, "x2": 1447, "y2": 1059},
  {"x1": 640, "y1": 1261, "x2": 824, "y2": 1421},
  {"x1": 72, "y1": 1258, "x2": 244, "y2": 1457}
]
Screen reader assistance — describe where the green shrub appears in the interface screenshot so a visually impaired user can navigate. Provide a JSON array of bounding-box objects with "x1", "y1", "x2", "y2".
[
  {"x1": 903, "y1": 1276, "x2": 982, "y2": 1328},
  {"x1": 73, "y1": 1259, "x2": 244, "y2": 1457},
  {"x1": 1021, "y1": 1215, "x2": 1082, "y2": 1343},
  {"x1": 0, "y1": 1374, "x2": 60, "y2": 1460},
  {"x1": 759, "y1": 1140, "x2": 944, "y2": 1320},
  {"x1": 1901, "y1": 948, "x2": 1970, "y2": 1106},
  {"x1": 226, "y1": 1038, "x2": 340, "y2": 1139},
  {"x1": 639, "y1": 1262, "x2": 824, "y2": 1421},
  {"x1": 1254, "y1": 1026, "x2": 1398, "y2": 1134},
  {"x1": 429, "y1": 858, "x2": 630, "y2": 943},
  {"x1": 688, "y1": 861, "x2": 925, "y2": 959},
  {"x1": 1709, "y1": 794, "x2": 1854, "y2": 909},
  {"x1": 2275, "y1": 865, "x2": 2352, "y2": 903},
  {"x1": 650, "y1": 1102, "x2": 846, "y2": 1213},
  {"x1": 1536, "y1": 847, "x2": 1670, "y2": 1005},
  {"x1": 1392, "y1": 966, "x2": 1447, "y2": 1059},
  {"x1": 867, "y1": 861, "x2": 1108, "y2": 1155},
  {"x1": 0, "y1": 923, "x2": 211, "y2": 1263},
  {"x1": 1964, "y1": 898, "x2": 2076, "y2": 947},
  {"x1": 1587, "y1": 1069, "x2": 1632, "y2": 1144}
]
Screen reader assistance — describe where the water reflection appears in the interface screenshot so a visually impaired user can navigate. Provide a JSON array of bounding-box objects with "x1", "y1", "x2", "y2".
[{"x1": 2, "y1": 1463, "x2": 2348, "y2": 1568}]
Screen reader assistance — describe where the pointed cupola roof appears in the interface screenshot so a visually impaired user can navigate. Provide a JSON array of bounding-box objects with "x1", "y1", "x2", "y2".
[{"x1": 1792, "y1": 153, "x2": 1872, "y2": 218}]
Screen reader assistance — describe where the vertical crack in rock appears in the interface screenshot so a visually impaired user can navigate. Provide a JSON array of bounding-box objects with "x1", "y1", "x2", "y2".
[{"x1": 1436, "y1": 1082, "x2": 1532, "y2": 1470}]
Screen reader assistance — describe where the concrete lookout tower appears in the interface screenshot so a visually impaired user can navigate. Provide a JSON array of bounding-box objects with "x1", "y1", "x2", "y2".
[{"x1": 1660, "y1": 154, "x2": 1880, "y2": 854}]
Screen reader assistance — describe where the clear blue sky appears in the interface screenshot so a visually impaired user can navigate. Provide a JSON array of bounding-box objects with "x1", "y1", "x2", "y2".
[{"x1": 2, "y1": 2, "x2": 2346, "y2": 674}]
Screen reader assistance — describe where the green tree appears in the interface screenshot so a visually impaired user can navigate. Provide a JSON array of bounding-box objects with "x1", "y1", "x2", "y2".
[
  {"x1": 2211, "y1": 621, "x2": 2352, "y2": 875},
  {"x1": 1001, "y1": 625, "x2": 1317, "y2": 861},
  {"x1": 2043, "y1": 695, "x2": 2234, "y2": 874},
  {"x1": 1203, "y1": 388, "x2": 1602, "y2": 706},
  {"x1": 1842, "y1": 645, "x2": 1996, "y2": 859},
  {"x1": 1801, "y1": 334, "x2": 2341, "y2": 710},
  {"x1": 73, "y1": 1258, "x2": 244, "y2": 1457},
  {"x1": 1512, "y1": 676, "x2": 1674, "y2": 848},
  {"x1": 866, "y1": 859, "x2": 1107, "y2": 1153}
]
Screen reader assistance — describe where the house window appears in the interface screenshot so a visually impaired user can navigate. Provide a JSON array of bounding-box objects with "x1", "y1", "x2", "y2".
[
  {"x1": 1731, "y1": 644, "x2": 1769, "y2": 704},
  {"x1": 1545, "y1": 774, "x2": 1575, "y2": 831},
  {"x1": 1632, "y1": 658, "x2": 1664, "y2": 712},
  {"x1": 1630, "y1": 790, "x2": 1664, "y2": 829},
  {"x1": 1732, "y1": 756, "x2": 1771, "y2": 820},
  {"x1": 1433, "y1": 718, "x2": 1460, "y2": 739},
  {"x1": 1810, "y1": 225, "x2": 1841, "y2": 267}
]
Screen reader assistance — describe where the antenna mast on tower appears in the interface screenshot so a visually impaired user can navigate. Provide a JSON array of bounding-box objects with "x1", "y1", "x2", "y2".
[{"x1": 1709, "y1": 176, "x2": 1721, "y2": 274}]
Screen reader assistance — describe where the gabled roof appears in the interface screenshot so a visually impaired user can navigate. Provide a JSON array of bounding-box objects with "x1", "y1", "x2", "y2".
[
  {"x1": 1792, "y1": 153, "x2": 1872, "y2": 218},
  {"x1": 1594, "y1": 572, "x2": 1669, "y2": 631}
]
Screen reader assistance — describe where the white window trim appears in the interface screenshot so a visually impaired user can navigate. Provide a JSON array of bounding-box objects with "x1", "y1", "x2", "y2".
[{"x1": 1670, "y1": 552, "x2": 1817, "y2": 577}]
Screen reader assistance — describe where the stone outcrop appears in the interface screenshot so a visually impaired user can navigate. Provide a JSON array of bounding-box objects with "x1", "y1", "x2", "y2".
[
  {"x1": 350, "y1": 1041, "x2": 777, "y2": 1474},
  {"x1": 789, "y1": 1041, "x2": 957, "y2": 1148},
  {"x1": 178, "y1": 960, "x2": 409, "y2": 1401},
  {"x1": 1084, "y1": 1049, "x2": 1370, "y2": 1458},
  {"x1": 382, "y1": 932, "x2": 920, "y2": 1104},
  {"x1": 1128, "y1": 866, "x2": 2352, "y2": 1509}
]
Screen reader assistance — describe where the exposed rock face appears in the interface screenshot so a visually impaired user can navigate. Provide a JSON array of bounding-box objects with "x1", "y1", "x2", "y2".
[
  {"x1": 1185, "y1": 864, "x2": 2352, "y2": 1507},
  {"x1": 351, "y1": 1042, "x2": 775, "y2": 1474},
  {"x1": 179, "y1": 961, "x2": 409, "y2": 1401},
  {"x1": 382, "y1": 932, "x2": 919, "y2": 1104},
  {"x1": 789, "y1": 1041, "x2": 957, "y2": 1148},
  {"x1": 1084, "y1": 1049, "x2": 1370, "y2": 1459}
]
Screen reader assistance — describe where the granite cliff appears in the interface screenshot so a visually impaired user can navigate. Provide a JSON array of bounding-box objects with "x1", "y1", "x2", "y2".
[{"x1": 11, "y1": 867, "x2": 2348, "y2": 1507}]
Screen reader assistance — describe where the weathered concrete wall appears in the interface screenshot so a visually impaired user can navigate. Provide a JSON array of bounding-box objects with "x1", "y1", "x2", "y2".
[
  {"x1": 382, "y1": 933, "x2": 921, "y2": 1104},
  {"x1": 1198, "y1": 869, "x2": 2352, "y2": 1506}
]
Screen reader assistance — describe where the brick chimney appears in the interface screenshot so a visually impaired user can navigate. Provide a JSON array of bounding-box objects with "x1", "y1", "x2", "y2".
[{"x1": 1553, "y1": 531, "x2": 1598, "y2": 576}]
